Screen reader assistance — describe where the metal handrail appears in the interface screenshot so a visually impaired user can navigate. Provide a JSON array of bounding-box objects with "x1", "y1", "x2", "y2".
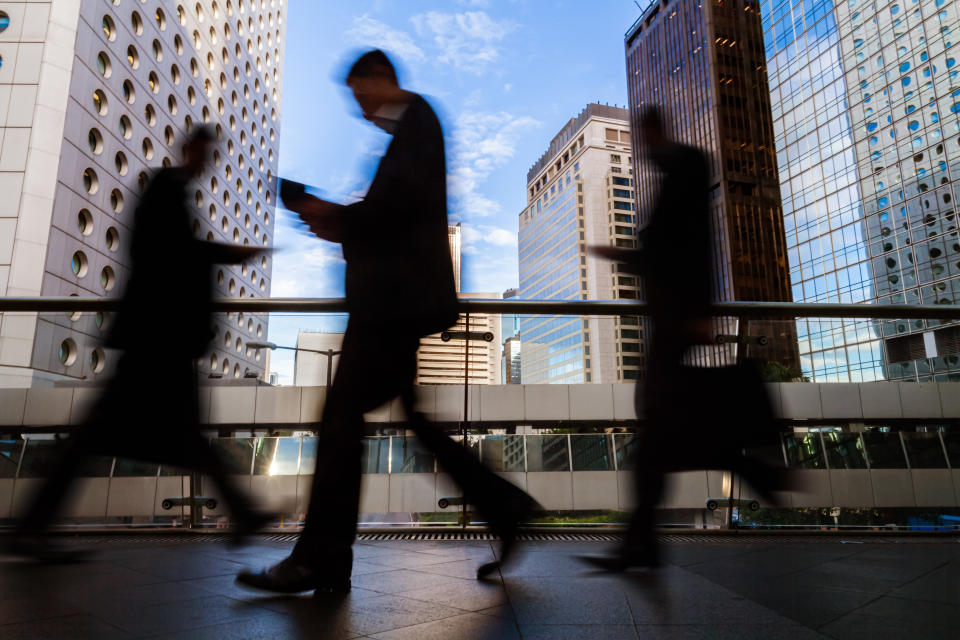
[{"x1": 2, "y1": 296, "x2": 960, "y2": 319}]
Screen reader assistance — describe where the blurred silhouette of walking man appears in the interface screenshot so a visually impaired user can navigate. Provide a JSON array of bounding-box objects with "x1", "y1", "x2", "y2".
[
  {"x1": 237, "y1": 49, "x2": 537, "y2": 594},
  {"x1": 11, "y1": 128, "x2": 268, "y2": 561},
  {"x1": 582, "y1": 107, "x2": 787, "y2": 571}
]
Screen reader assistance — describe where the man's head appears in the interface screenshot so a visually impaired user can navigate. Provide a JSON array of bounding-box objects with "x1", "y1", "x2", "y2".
[
  {"x1": 345, "y1": 49, "x2": 403, "y2": 126},
  {"x1": 639, "y1": 105, "x2": 669, "y2": 151},
  {"x1": 182, "y1": 126, "x2": 215, "y2": 175}
]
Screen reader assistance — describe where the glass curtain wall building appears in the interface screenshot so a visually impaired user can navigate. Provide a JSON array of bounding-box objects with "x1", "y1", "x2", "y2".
[{"x1": 760, "y1": 0, "x2": 960, "y2": 381}]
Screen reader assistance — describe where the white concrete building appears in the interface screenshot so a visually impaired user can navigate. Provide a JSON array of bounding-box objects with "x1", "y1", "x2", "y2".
[
  {"x1": 293, "y1": 331, "x2": 342, "y2": 387},
  {"x1": 0, "y1": 0, "x2": 285, "y2": 387},
  {"x1": 518, "y1": 104, "x2": 642, "y2": 384}
]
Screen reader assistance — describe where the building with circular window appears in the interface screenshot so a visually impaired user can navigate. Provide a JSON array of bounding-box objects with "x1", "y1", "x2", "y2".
[{"x1": 1, "y1": 0, "x2": 284, "y2": 384}]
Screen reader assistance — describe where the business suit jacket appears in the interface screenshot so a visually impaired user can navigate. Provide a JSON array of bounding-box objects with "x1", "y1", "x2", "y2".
[{"x1": 338, "y1": 93, "x2": 459, "y2": 336}]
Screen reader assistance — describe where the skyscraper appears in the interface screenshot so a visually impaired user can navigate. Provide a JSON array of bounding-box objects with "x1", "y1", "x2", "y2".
[
  {"x1": 416, "y1": 225, "x2": 502, "y2": 385},
  {"x1": 625, "y1": 0, "x2": 799, "y2": 372},
  {"x1": 0, "y1": 1, "x2": 284, "y2": 387},
  {"x1": 518, "y1": 104, "x2": 644, "y2": 384},
  {"x1": 759, "y1": 0, "x2": 960, "y2": 382}
]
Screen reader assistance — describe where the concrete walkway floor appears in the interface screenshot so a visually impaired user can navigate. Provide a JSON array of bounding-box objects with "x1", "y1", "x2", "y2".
[{"x1": 1, "y1": 534, "x2": 958, "y2": 639}]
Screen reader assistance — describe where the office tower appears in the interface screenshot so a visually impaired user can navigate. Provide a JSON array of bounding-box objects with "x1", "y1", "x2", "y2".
[
  {"x1": 415, "y1": 225, "x2": 502, "y2": 385},
  {"x1": 502, "y1": 335, "x2": 521, "y2": 384},
  {"x1": 293, "y1": 331, "x2": 343, "y2": 386},
  {"x1": 0, "y1": 1, "x2": 284, "y2": 387},
  {"x1": 518, "y1": 104, "x2": 643, "y2": 384},
  {"x1": 625, "y1": 0, "x2": 799, "y2": 372},
  {"x1": 501, "y1": 287, "x2": 519, "y2": 338},
  {"x1": 756, "y1": 0, "x2": 960, "y2": 382}
]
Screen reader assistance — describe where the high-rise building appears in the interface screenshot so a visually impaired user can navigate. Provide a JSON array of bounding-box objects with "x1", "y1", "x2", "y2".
[
  {"x1": 293, "y1": 331, "x2": 342, "y2": 387},
  {"x1": 415, "y1": 225, "x2": 502, "y2": 385},
  {"x1": 518, "y1": 104, "x2": 643, "y2": 384},
  {"x1": 757, "y1": 0, "x2": 960, "y2": 382},
  {"x1": 625, "y1": 0, "x2": 799, "y2": 372},
  {"x1": 0, "y1": 1, "x2": 284, "y2": 387},
  {"x1": 502, "y1": 335, "x2": 521, "y2": 384}
]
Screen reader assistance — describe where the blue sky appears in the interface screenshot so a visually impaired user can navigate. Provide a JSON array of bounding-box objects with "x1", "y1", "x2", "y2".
[{"x1": 267, "y1": 0, "x2": 639, "y2": 382}]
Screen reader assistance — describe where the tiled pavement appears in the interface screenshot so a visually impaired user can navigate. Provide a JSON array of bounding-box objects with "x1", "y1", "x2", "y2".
[{"x1": 1, "y1": 536, "x2": 959, "y2": 639}]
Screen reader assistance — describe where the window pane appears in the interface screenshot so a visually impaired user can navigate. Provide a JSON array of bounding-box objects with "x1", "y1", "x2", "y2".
[
  {"x1": 901, "y1": 432, "x2": 947, "y2": 469},
  {"x1": 480, "y1": 435, "x2": 525, "y2": 472},
  {"x1": 390, "y1": 435, "x2": 434, "y2": 473},
  {"x1": 210, "y1": 438, "x2": 254, "y2": 475},
  {"x1": 526, "y1": 435, "x2": 570, "y2": 471},
  {"x1": 783, "y1": 434, "x2": 826, "y2": 469},
  {"x1": 299, "y1": 437, "x2": 317, "y2": 475},
  {"x1": 943, "y1": 432, "x2": 960, "y2": 467},
  {"x1": 252, "y1": 437, "x2": 300, "y2": 476},
  {"x1": 822, "y1": 432, "x2": 867, "y2": 469},
  {"x1": 361, "y1": 437, "x2": 390, "y2": 474},
  {"x1": 570, "y1": 435, "x2": 614, "y2": 471},
  {"x1": 862, "y1": 431, "x2": 908, "y2": 469}
]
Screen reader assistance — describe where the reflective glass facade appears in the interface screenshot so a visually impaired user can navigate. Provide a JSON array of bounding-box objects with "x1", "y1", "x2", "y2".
[{"x1": 761, "y1": 0, "x2": 960, "y2": 381}]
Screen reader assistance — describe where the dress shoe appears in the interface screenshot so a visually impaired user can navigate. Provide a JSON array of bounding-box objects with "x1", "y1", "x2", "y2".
[
  {"x1": 578, "y1": 546, "x2": 659, "y2": 572},
  {"x1": 476, "y1": 486, "x2": 540, "y2": 579},
  {"x1": 236, "y1": 557, "x2": 351, "y2": 594}
]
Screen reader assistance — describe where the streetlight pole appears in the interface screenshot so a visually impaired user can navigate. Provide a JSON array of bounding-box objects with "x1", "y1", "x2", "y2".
[{"x1": 247, "y1": 341, "x2": 341, "y2": 386}]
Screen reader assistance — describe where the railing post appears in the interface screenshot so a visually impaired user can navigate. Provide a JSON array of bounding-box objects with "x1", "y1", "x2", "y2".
[{"x1": 461, "y1": 311, "x2": 470, "y2": 529}]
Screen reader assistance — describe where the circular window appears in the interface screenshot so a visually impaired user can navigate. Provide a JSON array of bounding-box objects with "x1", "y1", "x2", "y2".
[
  {"x1": 164, "y1": 125, "x2": 175, "y2": 146},
  {"x1": 90, "y1": 348, "x2": 106, "y2": 373},
  {"x1": 77, "y1": 209, "x2": 94, "y2": 236},
  {"x1": 171, "y1": 64, "x2": 181, "y2": 85},
  {"x1": 105, "y1": 226, "x2": 120, "y2": 251},
  {"x1": 110, "y1": 189, "x2": 124, "y2": 213},
  {"x1": 142, "y1": 138, "x2": 154, "y2": 160},
  {"x1": 244, "y1": 214, "x2": 250, "y2": 228},
  {"x1": 100, "y1": 265, "x2": 116, "y2": 291},
  {"x1": 187, "y1": 86, "x2": 197, "y2": 105},
  {"x1": 96, "y1": 52, "x2": 111, "y2": 77},
  {"x1": 174, "y1": 34, "x2": 184, "y2": 55},
  {"x1": 114, "y1": 152, "x2": 128, "y2": 175},
  {"x1": 259, "y1": 278, "x2": 265, "y2": 291},
  {"x1": 83, "y1": 168, "x2": 99, "y2": 194},
  {"x1": 235, "y1": 338, "x2": 242, "y2": 353},
  {"x1": 220, "y1": 216, "x2": 228, "y2": 231},
  {"x1": 224, "y1": 331, "x2": 232, "y2": 347},
  {"x1": 119, "y1": 114, "x2": 132, "y2": 139},
  {"x1": 222, "y1": 359, "x2": 229, "y2": 374},
  {"x1": 137, "y1": 171, "x2": 148, "y2": 193},
  {"x1": 87, "y1": 128, "x2": 103, "y2": 154},
  {"x1": 233, "y1": 229, "x2": 240, "y2": 243},
  {"x1": 59, "y1": 339, "x2": 78, "y2": 366},
  {"x1": 131, "y1": 11, "x2": 143, "y2": 34},
  {"x1": 155, "y1": 8, "x2": 166, "y2": 30},
  {"x1": 261, "y1": 256, "x2": 267, "y2": 269},
  {"x1": 144, "y1": 103, "x2": 156, "y2": 125},
  {"x1": 184, "y1": 114, "x2": 193, "y2": 133},
  {"x1": 126, "y1": 45, "x2": 138, "y2": 69},
  {"x1": 95, "y1": 311, "x2": 105, "y2": 330},
  {"x1": 228, "y1": 278, "x2": 236, "y2": 294},
  {"x1": 71, "y1": 250, "x2": 89, "y2": 277},
  {"x1": 256, "y1": 324, "x2": 263, "y2": 337},
  {"x1": 152, "y1": 39, "x2": 163, "y2": 62},
  {"x1": 101, "y1": 15, "x2": 116, "y2": 40},
  {"x1": 122, "y1": 79, "x2": 135, "y2": 104},
  {"x1": 168, "y1": 94, "x2": 178, "y2": 115},
  {"x1": 92, "y1": 89, "x2": 108, "y2": 115},
  {"x1": 148, "y1": 71, "x2": 159, "y2": 93},
  {"x1": 239, "y1": 286, "x2": 245, "y2": 297}
]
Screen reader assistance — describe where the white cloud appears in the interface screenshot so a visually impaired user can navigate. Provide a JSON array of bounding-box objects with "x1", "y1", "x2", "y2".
[
  {"x1": 458, "y1": 0, "x2": 492, "y2": 7},
  {"x1": 447, "y1": 110, "x2": 540, "y2": 217},
  {"x1": 346, "y1": 14, "x2": 425, "y2": 64},
  {"x1": 411, "y1": 11, "x2": 517, "y2": 74},
  {"x1": 461, "y1": 223, "x2": 517, "y2": 248}
]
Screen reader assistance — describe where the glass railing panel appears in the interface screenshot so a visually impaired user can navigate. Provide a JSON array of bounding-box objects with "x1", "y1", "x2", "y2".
[
  {"x1": 862, "y1": 430, "x2": 908, "y2": 469},
  {"x1": 822, "y1": 432, "x2": 868, "y2": 469},
  {"x1": 299, "y1": 437, "x2": 318, "y2": 475},
  {"x1": 18, "y1": 439, "x2": 64, "y2": 478},
  {"x1": 209, "y1": 437, "x2": 255, "y2": 475},
  {"x1": 783, "y1": 434, "x2": 827, "y2": 469},
  {"x1": 252, "y1": 437, "x2": 300, "y2": 475},
  {"x1": 614, "y1": 433, "x2": 638, "y2": 471},
  {"x1": 479, "y1": 434, "x2": 525, "y2": 472},
  {"x1": 901, "y1": 432, "x2": 948, "y2": 469},
  {"x1": 570, "y1": 434, "x2": 615, "y2": 471},
  {"x1": 390, "y1": 435, "x2": 434, "y2": 473},
  {"x1": 361, "y1": 436, "x2": 390, "y2": 474},
  {"x1": 112, "y1": 458, "x2": 160, "y2": 477},
  {"x1": 525, "y1": 434, "x2": 570, "y2": 471},
  {"x1": 0, "y1": 439, "x2": 24, "y2": 478}
]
